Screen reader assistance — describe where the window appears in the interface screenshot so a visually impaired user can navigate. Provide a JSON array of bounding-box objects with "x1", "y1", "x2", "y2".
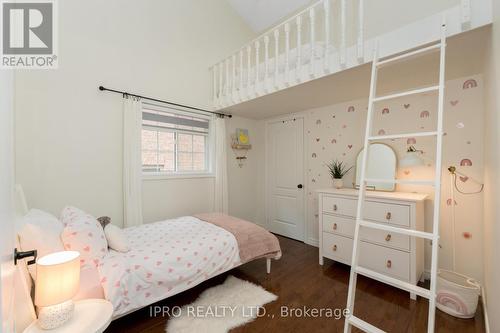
[{"x1": 141, "y1": 103, "x2": 212, "y2": 176}]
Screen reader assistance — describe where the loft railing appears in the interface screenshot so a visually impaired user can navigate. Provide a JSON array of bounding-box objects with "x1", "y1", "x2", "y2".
[
  {"x1": 210, "y1": 0, "x2": 474, "y2": 109},
  {"x1": 210, "y1": 0, "x2": 365, "y2": 108}
]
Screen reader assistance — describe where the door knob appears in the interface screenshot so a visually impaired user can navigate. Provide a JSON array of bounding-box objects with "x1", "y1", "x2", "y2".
[{"x1": 297, "y1": 184, "x2": 303, "y2": 189}]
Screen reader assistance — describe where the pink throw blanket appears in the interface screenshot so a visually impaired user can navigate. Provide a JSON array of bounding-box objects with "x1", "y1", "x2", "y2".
[{"x1": 194, "y1": 213, "x2": 282, "y2": 264}]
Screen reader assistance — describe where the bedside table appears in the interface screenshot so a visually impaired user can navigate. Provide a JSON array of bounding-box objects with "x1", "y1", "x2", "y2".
[{"x1": 24, "y1": 299, "x2": 113, "y2": 333}]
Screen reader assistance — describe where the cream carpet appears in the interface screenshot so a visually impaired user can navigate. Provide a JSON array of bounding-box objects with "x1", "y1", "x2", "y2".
[{"x1": 166, "y1": 276, "x2": 277, "y2": 333}]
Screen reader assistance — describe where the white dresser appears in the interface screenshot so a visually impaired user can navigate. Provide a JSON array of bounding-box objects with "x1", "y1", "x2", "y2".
[{"x1": 318, "y1": 188, "x2": 427, "y2": 299}]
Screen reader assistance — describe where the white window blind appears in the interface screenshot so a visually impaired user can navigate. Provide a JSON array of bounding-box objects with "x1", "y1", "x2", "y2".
[{"x1": 141, "y1": 103, "x2": 212, "y2": 175}]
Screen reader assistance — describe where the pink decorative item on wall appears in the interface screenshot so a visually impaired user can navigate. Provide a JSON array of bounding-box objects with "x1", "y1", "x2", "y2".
[
  {"x1": 462, "y1": 79, "x2": 478, "y2": 89},
  {"x1": 407, "y1": 138, "x2": 417, "y2": 145},
  {"x1": 460, "y1": 158, "x2": 473, "y2": 166}
]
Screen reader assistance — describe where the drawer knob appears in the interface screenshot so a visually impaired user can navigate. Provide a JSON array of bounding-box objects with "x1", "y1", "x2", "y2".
[
  {"x1": 332, "y1": 245, "x2": 337, "y2": 252},
  {"x1": 385, "y1": 234, "x2": 392, "y2": 242},
  {"x1": 386, "y1": 260, "x2": 392, "y2": 268},
  {"x1": 386, "y1": 212, "x2": 392, "y2": 220},
  {"x1": 333, "y1": 223, "x2": 338, "y2": 230},
  {"x1": 333, "y1": 204, "x2": 338, "y2": 211}
]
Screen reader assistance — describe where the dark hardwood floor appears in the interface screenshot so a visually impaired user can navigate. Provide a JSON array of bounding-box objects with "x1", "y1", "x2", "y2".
[{"x1": 105, "y1": 236, "x2": 485, "y2": 333}]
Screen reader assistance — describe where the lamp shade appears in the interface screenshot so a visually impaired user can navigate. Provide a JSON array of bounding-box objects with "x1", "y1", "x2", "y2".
[
  {"x1": 35, "y1": 251, "x2": 80, "y2": 307},
  {"x1": 399, "y1": 151, "x2": 425, "y2": 167}
]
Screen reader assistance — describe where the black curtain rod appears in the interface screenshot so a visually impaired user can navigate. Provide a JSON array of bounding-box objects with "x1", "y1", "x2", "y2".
[{"x1": 98, "y1": 86, "x2": 232, "y2": 118}]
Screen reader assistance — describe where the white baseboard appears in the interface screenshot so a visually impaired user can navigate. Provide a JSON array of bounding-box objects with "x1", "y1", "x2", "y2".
[
  {"x1": 482, "y1": 287, "x2": 490, "y2": 333},
  {"x1": 306, "y1": 238, "x2": 319, "y2": 247}
]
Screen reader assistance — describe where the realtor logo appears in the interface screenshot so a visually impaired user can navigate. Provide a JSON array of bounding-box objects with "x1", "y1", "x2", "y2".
[{"x1": 1, "y1": 0, "x2": 58, "y2": 68}]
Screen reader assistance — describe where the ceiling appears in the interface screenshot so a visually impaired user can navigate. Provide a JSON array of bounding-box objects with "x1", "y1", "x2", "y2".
[{"x1": 226, "y1": 0, "x2": 313, "y2": 33}]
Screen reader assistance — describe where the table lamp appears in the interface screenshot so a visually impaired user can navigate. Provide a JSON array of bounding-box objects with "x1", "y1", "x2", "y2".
[{"x1": 35, "y1": 251, "x2": 80, "y2": 330}]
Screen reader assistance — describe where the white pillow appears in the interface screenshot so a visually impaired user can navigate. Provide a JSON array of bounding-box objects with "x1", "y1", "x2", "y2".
[
  {"x1": 60, "y1": 206, "x2": 108, "y2": 268},
  {"x1": 104, "y1": 224, "x2": 130, "y2": 253},
  {"x1": 18, "y1": 209, "x2": 65, "y2": 279}
]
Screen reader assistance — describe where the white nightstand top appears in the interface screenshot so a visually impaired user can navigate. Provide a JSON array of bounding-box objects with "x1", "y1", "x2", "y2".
[
  {"x1": 24, "y1": 299, "x2": 113, "y2": 333},
  {"x1": 316, "y1": 188, "x2": 428, "y2": 202}
]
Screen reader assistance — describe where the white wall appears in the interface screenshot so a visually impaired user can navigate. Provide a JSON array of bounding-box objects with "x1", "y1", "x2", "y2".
[
  {"x1": 483, "y1": 3, "x2": 500, "y2": 331},
  {"x1": 0, "y1": 71, "x2": 15, "y2": 333},
  {"x1": 304, "y1": 75, "x2": 485, "y2": 282},
  {"x1": 226, "y1": 116, "x2": 266, "y2": 226},
  {"x1": 14, "y1": 0, "x2": 255, "y2": 226}
]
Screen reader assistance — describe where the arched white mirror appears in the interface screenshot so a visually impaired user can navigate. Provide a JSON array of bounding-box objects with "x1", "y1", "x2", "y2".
[{"x1": 355, "y1": 143, "x2": 397, "y2": 191}]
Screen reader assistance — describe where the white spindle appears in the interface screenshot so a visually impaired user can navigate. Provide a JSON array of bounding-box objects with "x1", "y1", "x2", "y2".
[
  {"x1": 309, "y1": 7, "x2": 316, "y2": 77},
  {"x1": 232, "y1": 54, "x2": 236, "y2": 99},
  {"x1": 239, "y1": 50, "x2": 244, "y2": 93},
  {"x1": 341, "y1": 0, "x2": 347, "y2": 66},
  {"x1": 284, "y1": 22, "x2": 291, "y2": 85},
  {"x1": 461, "y1": 0, "x2": 471, "y2": 25},
  {"x1": 273, "y1": 29, "x2": 280, "y2": 88},
  {"x1": 218, "y1": 62, "x2": 223, "y2": 101},
  {"x1": 357, "y1": 0, "x2": 364, "y2": 62},
  {"x1": 225, "y1": 59, "x2": 230, "y2": 99},
  {"x1": 212, "y1": 66, "x2": 217, "y2": 103},
  {"x1": 254, "y1": 41, "x2": 260, "y2": 93},
  {"x1": 296, "y1": 16, "x2": 302, "y2": 82},
  {"x1": 246, "y1": 46, "x2": 251, "y2": 93},
  {"x1": 264, "y1": 35, "x2": 270, "y2": 92},
  {"x1": 323, "y1": 0, "x2": 331, "y2": 72}
]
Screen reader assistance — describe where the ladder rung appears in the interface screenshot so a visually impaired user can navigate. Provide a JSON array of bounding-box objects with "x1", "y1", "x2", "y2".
[
  {"x1": 368, "y1": 131, "x2": 438, "y2": 141},
  {"x1": 364, "y1": 178, "x2": 435, "y2": 186},
  {"x1": 359, "y1": 219, "x2": 435, "y2": 240},
  {"x1": 377, "y1": 44, "x2": 441, "y2": 68},
  {"x1": 348, "y1": 316, "x2": 386, "y2": 333},
  {"x1": 373, "y1": 85, "x2": 439, "y2": 102},
  {"x1": 355, "y1": 266, "x2": 432, "y2": 299}
]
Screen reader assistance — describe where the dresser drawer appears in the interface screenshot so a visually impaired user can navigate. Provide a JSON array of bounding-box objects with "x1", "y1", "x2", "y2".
[
  {"x1": 323, "y1": 215, "x2": 355, "y2": 238},
  {"x1": 360, "y1": 225, "x2": 410, "y2": 252},
  {"x1": 364, "y1": 201, "x2": 410, "y2": 227},
  {"x1": 359, "y1": 241, "x2": 410, "y2": 281},
  {"x1": 322, "y1": 196, "x2": 357, "y2": 217},
  {"x1": 322, "y1": 233, "x2": 353, "y2": 264}
]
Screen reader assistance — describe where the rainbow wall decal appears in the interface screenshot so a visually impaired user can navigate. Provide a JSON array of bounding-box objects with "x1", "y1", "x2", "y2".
[
  {"x1": 407, "y1": 138, "x2": 417, "y2": 145},
  {"x1": 420, "y1": 110, "x2": 430, "y2": 118},
  {"x1": 460, "y1": 158, "x2": 472, "y2": 166},
  {"x1": 463, "y1": 79, "x2": 478, "y2": 89}
]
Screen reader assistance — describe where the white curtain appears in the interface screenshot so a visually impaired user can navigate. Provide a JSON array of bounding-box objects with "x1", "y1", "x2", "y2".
[
  {"x1": 123, "y1": 96, "x2": 143, "y2": 227},
  {"x1": 214, "y1": 116, "x2": 229, "y2": 214}
]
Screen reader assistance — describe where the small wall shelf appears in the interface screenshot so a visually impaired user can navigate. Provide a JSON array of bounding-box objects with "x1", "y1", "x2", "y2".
[
  {"x1": 231, "y1": 144, "x2": 251, "y2": 168},
  {"x1": 231, "y1": 144, "x2": 252, "y2": 150}
]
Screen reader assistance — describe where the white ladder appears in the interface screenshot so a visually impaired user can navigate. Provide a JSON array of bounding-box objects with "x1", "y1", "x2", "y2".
[{"x1": 344, "y1": 22, "x2": 447, "y2": 333}]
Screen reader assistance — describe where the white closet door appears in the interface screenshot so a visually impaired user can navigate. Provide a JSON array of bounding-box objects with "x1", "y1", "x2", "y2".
[{"x1": 267, "y1": 117, "x2": 305, "y2": 241}]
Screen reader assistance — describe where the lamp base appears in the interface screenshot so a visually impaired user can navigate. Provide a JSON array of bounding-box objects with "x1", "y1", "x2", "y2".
[{"x1": 37, "y1": 300, "x2": 74, "y2": 330}]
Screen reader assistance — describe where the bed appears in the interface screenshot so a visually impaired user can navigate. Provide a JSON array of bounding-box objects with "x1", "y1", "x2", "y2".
[
  {"x1": 15, "y1": 188, "x2": 281, "y2": 319},
  {"x1": 100, "y1": 214, "x2": 281, "y2": 317}
]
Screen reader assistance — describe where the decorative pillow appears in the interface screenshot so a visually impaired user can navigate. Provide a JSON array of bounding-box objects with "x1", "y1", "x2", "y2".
[
  {"x1": 104, "y1": 224, "x2": 130, "y2": 253},
  {"x1": 60, "y1": 206, "x2": 108, "y2": 268},
  {"x1": 18, "y1": 209, "x2": 65, "y2": 279}
]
